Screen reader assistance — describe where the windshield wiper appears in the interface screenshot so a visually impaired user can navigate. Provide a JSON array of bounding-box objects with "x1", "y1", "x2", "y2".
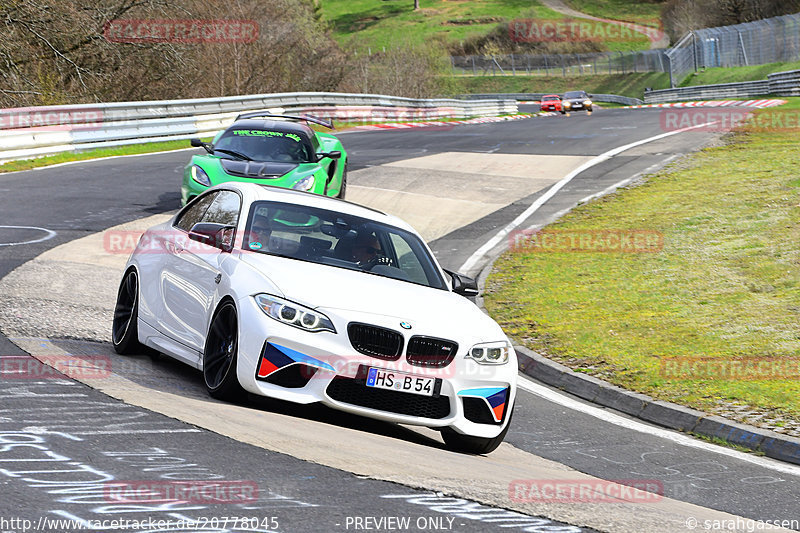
[{"x1": 214, "y1": 148, "x2": 252, "y2": 161}]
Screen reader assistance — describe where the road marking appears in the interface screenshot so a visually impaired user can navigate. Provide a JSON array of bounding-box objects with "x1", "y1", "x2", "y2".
[
  {"x1": 0, "y1": 225, "x2": 56, "y2": 246},
  {"x1": 515, "y1": 375, "x2": 800, "y2": 477},
  {"x1": 458, "y1": 121, "x2": 716, "y2": 273}
]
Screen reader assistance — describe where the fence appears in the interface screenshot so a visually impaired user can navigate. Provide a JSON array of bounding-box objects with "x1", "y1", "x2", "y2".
[
  {"x1": 452, "y1": 50, "x2": 668, "y2": 77},
  {"x1": 0, "y1": 92, "x2": 517, "y2": 163},
  {"x1": 666, "y1": 13, "x2": 800, "y2": 86},
  {"x1": 451, "y1": 12, "x2": 800, "y2": 88}
]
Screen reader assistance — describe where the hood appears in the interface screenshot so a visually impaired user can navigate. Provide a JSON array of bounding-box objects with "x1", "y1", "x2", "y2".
[
  {"x1": 239, "y1": 252, "x2": 504, "y2": 340},
  {"x1": 220, "y1": 158, "x2": 301, "y2": 178}
]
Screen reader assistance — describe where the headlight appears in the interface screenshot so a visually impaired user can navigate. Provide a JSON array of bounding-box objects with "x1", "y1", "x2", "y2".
[
  {"x1": 467, "y1": 341, "x2": 510, "y2": 365},
  {"x1": 584, "y1": 100, "x2": 592, "y2": 105},
  {"x1": 292, "y1": 174, "x2": 315, "y2": 191},
  {"x1": 563, "y1": 101, "x2": 571, "y2": 107},
  {"x1": 191, "y1": 165, "x2": 211, "y2": 187},
  {"x1": 255, "y1": 294, "x2": 335, "y2": 334}
]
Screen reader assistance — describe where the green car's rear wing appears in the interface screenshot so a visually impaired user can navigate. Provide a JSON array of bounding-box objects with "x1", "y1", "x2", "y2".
[{"x1": 234, "y1": 112, "x2": 334, "y2": 130}]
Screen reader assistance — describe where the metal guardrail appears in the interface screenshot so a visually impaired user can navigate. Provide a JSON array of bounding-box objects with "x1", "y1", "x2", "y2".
[
  {"x1": 0, "y1": 92, "x2": 518, "y2": 163},
  {"x1": 643, "y1": 69, "x2": 800, "y2": 103},
  {"x1": 767, "y1": 69, "x2": 800, "y2": 96},
  {"x1": 458, "y1": 93, "x2": 643, "y2": 106}
]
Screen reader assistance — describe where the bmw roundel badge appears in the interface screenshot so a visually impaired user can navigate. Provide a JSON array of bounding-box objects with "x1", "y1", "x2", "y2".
[{"x1": 400, "y1": 321, "x2": 412, "y2": 330}]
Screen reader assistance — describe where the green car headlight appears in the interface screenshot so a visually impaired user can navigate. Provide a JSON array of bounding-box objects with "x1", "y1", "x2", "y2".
[
  {"x1": 292, "y1": 174, "x2": 315, "y2": 191},
  {"x1": 563, "y1": 101, "x2": 571, "y2": 107},
  {"x1": 584, "y1": 100, "x2": 592, "y2": 105},
  {"x1": 191, "y1": 165, "x2": 211, "y2": 187},
  {"x1": 255, "y1": 294, "x2": 335, "y2": 334},
  {"x1": 467, "y1": 341, "x2": 510, "y2": 365}
]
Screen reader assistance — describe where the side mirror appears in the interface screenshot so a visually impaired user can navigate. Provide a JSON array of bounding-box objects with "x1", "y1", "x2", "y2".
[
  {"x1": 188, "y1": 222, "x2": 236, "y2": 253},
  {"x1": 190, "y1": 138, "x2": 213, "y2": 154},
  {"x1": 317, "y1": 150, "x2": 342, "y2": 161},
  {"x1": 443, "y1": 269, "x2": 479, "y2": 298}
]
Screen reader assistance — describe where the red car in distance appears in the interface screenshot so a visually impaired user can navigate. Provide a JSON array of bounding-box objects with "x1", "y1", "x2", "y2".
[{"x1": 540, "y1": 94, "x2": 566, "y2": 114}]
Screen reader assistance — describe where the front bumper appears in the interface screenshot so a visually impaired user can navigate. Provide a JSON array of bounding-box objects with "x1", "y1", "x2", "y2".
[{"x1": 235, "y1": 296, "x2": 516, "y2": 438}]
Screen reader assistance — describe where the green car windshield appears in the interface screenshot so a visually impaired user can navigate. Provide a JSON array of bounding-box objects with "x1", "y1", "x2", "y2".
[
  {"x1": 243, "y1": 201, "x2": 447, "y2": 290},
  {"x1": 214, "y1": 128, "x2": 313, "y2": 163},
  {"x1": 564, "y1": 91, "x2": 587, "y2": 99}
]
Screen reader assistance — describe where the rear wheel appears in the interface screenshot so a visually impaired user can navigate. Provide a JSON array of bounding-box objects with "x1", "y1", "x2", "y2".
[
  {"x1": 203, "y1": 301, "x2": 245, "y2": 401},
  {"x1": 441, "y1": 410, "x2": 513, "y2": 454},
  {"x1": 112, "y1": 270, "x2": 144, "y2": 354}
]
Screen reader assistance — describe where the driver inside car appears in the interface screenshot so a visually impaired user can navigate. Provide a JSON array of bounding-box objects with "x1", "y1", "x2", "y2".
[
  {"x1": 350, "y1": 233, "x2": 382, "y2": 264},
  {"x1": 247, "y1": 214, "x2": 272, "y2": 251}
]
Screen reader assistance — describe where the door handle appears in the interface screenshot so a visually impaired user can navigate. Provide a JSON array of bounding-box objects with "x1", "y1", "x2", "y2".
[{"x1": 214, "y1": 273, "x2": 222, "y2": 284}]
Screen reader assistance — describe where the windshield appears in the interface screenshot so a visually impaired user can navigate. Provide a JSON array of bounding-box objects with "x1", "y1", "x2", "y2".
[
  {"x1": 564, "y1": 91, "x2": 587, "y2": 99},
  {"x1": 214, "y1": 128, "x2": 313, "y2": 163},
  {"x1": 543, "y1": 95, "x2": 559, "y2": 100},
  {"x1": 243, "y1": 201, "x2": 446, "y2": 290}
]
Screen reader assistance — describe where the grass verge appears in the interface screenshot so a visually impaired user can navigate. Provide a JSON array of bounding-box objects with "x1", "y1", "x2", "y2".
[
  {"x1": 484, "y1": 99, "x2": 800, "y2": 422},
  {"x1": 452, "y1": 72, "x2": 670, "y2": 98},
  {"x1": 0, "y1": 138, "x2": 210, "y2": 174},
  {"x1": 681, "y1": 60, "x2": 800, "y2": 87}
]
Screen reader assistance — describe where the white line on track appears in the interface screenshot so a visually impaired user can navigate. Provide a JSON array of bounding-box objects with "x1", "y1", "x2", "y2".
[
  {"x1": 458, "y1": 121, "x2": 717, "y2": 273},
  {"x1": 0, "y1": 225, "x2": 57, "y2": 246},
  {"x1": 516, "y1": 375, "x2": 800, "y2": 477}
]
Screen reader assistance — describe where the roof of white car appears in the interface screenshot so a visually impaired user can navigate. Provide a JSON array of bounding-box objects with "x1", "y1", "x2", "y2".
[{"x1": 217, "y1": 182, "x2": 416, "y2": 233}]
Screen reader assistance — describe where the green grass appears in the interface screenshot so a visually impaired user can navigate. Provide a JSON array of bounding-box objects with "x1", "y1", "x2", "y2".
[
  {"x1": 681, "y1": 59, "x2": 800, "y2": 87},
  {"x1": 563, "y1": 0, "x2": 665, "y2": 26},
  {"x1": 319, "y1": 0, "x2": 650, "y2": 52},
  {"x1": 484, "y1": 98, "x2": 800, "y2": 420},
  {"x1": 0, "y1": 138, "x2": 209, "y2": 174},
  {"x1": 451, "y1": 72, "x2": 670, "y2": 98}
]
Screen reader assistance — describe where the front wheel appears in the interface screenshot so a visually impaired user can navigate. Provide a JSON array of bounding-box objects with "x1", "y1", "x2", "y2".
[
  {"x1": 337, "y1": 162, "x2": 348, "y2": 199},
  {"x1": 441, "y1": 410, "x2": 513, "y2": 454},
  {"x1": 203, "y1": 301, "x2": 246, "y2": 401},
  {"x1": 112, "y1": 270, "x2": 144, "y2": 354}
]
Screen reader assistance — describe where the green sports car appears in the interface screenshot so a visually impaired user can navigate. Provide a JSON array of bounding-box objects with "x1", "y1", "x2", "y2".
[{"x1": 182, "y1": 113, "x2": 347, "y2": 205}]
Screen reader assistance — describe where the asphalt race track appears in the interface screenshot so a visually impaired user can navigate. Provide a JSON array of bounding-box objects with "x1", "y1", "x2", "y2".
[{"x1": 1, "y1": 107, "x2": 798, "y2": 533}]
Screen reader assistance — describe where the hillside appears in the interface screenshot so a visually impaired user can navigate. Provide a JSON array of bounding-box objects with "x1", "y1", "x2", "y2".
[{"x1": 319, "y1": 0, "x2": 655, "y2": 53}]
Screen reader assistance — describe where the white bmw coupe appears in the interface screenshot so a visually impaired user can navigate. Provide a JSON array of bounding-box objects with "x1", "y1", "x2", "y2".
[{"x1": 112, "y1": 183, "x2": 517, "y2": 453}]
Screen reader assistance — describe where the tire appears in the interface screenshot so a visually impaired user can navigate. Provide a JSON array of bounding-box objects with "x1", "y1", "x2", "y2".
[
  {"x1": 441, "y1": 409, "x2": 513, "y2": 455},
  {"x1": 559, "y1": 110, "x2": 565, "y2": 115},
  {"x1": 203, "y1": 300, "x2": 246, "y2": 401},
  {"x1": 112, "y1": 270, "x2": 145, "y2": 355},
  {"x1": 337, "y1": 162, "x2": 348, "y2": 199}
]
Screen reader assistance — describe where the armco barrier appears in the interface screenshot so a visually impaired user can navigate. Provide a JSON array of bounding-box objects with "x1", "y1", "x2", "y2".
[
  {"x1": 0, "y1": 92, "x2": 517, "y2": 163},
  {"x1": 459, "y1": 93, "x2": 643, "y2": 106},
  {"x1": 644, "y1": 70, "x2": 800, "y2": 103}
]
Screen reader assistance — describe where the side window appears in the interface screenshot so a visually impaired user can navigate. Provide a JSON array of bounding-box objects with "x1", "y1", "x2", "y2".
[
  {"x1": 389, "y1": 233, "x2": 427, "y2": 285},
  {"x1": 174, "y1": 192, "x2": 217, "y2": 232},
  {"x1": 203, "y1": 191, "x2": 241, "y2": 226}
]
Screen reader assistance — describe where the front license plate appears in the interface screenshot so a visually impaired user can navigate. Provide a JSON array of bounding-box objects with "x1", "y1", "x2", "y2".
[{"x1": 366, "y1": 367, "x2": 435, "y2": 396}]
